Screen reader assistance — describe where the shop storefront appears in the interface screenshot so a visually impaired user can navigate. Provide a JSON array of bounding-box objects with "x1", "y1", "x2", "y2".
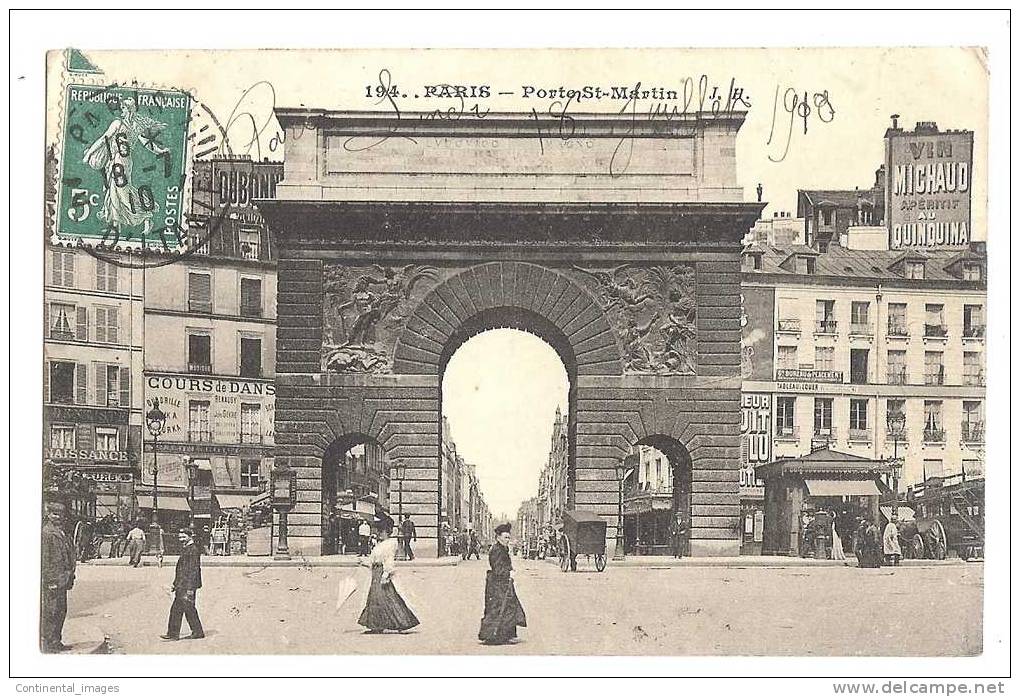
[
  {"x1": 623, "y1": 493, "x2": 674, "y2": 555},
  {"x1": 756, "y1": 448, "x2": 894, "y2": 557}
]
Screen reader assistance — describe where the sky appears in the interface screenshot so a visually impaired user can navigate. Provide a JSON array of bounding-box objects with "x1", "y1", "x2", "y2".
[{"x1": 442, "y1": 329, "x2": 569, "y2": 518}]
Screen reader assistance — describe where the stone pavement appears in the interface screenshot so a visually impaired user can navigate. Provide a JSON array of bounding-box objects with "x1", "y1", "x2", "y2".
[{"x1": 58, "y1": 556, "x2": 983, "y2": 656}]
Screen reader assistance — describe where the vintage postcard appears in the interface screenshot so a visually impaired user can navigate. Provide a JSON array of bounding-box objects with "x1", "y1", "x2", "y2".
[{"x1": 11, "y1": 13, "x2": 1010, "y2": 687}]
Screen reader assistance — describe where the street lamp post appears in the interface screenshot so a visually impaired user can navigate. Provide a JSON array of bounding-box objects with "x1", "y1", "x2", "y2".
[
  {"x1": 613, "y1": 458, "x2": 636, "y2": 560},
  {"x1": 393, "y1": 461, "x2": 406, "y2": 560},
  {"x1": 887, "y1": 410, "x2": 907, "y2": 516},
  {"x1": 145, "y1": 398, "x2": 167, "y2": 552},
  {"x1": 271, "y1": 463, "x2": 296, "y2": 560}
]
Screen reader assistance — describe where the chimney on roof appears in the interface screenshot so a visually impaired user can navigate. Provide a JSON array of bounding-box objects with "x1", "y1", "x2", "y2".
[{"x1": 890, "y1": 114, "x2": 900, "y2": 130}]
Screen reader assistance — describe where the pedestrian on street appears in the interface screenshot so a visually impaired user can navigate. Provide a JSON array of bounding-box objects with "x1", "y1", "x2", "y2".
[
  {"x1": 478, "y1": 522, "x2": 527, "y2": 646},
  {"x1": 357, "y1": 514, "x2": 420, "y2": 634},
  {"x1": 358, "y1": 519, "x2": 372, "y2": 556},
  {"x1": 883, "y1": 515, "x2": 902, "y2": 567},
  {"x1": 161, "y1": 527, "x2": 205, "y2": 641},
  {"x1": 670, "y1": 512, "x2": 687, "y2": 559},
  {"x1": 126, "y1": 521, "x2": 147, "y2": 567},
  {"x1": 41, "y1": 501, "x2": 76, "y2": 653},
  {"x1": 400, "y1": 514, "x2": 417, "y2": 561},
  {"x1": 468, "y1": 529, "x2": 481, "y2": 560},
  {"x1": 857, "y1": 518, "x2": 883, "y2": 568}
]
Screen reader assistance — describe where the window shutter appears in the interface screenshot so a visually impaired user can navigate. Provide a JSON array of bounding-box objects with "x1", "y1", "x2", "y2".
[
  {"x1": 108, "y1": 264, "x2": 118, "y2": 293},
  {"x1": 94, "y1": 362, "x2": 107, "y2": 407},
  {"x1": 75, "y1": 363, "x2": 88, "y2": 405},
  {"x1": 120, "y1": 367, "x2": 130, "y2": 408},
  {"x1": 108, "y1": 308, "x2": 119, "y2": 343},
  {"x1": 43, "y1": 303, "x2": 49, "y2": 339},
  {"x1": 43, "y1": 360, "x2": 49, "y2": 403},
  {"x1": 51, "y1": 253, "x2": 61, "y2": 286},
  {"x1": 76, "y1": 307, "x2": 88, "y2": 341}
]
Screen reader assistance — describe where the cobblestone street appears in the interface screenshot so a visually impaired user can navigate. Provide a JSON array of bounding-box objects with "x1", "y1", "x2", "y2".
[{"x1": 61, "y1": 558, "x2": 983, "y2": 656}]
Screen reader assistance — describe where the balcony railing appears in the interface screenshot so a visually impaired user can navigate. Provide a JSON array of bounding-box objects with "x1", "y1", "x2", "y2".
[
  {"x1": 848, "y1": 428, "x2": 872, "y2": 441},
  {"x1": 189, "y1": 362, "x2": 213, "y2": 374},
  {"x1": 50, "y1": 328, "x2": 75, "y2": 342},
  {"x1": 240, "y1": 432, "x2": 263, "y2": 444},
  {"x1": 189, "y1": 299, "x2": 212, "y2": 313},
  {"x1": 812, "y1": 427, "x2": 836, "y2": 441},
  {"x1": 923, "y1": 428, "x2": 946, "y2": 444},
  {"x1": 924, "y1": 324, "x2": 948, "y2": 338},
  {"x1": 850, "y1": 322, "x2": 873, "y2": 336},
  {"x1": 188, "y1": 235, "x2": 210, "y2": 256},
  {"x1": 962, "y1": 371, "x2": 985, "y2": 387},
  {"x1": 961, "y1": 422, "x2": 985, "y2": 443},
  {"x1": 924, "y1": 371, "x2": 945, "y2": 386},
  {"x1": 885, "y1": 426, "x2": 908, "y2": 441},
  {"x1": 887, "y1": 369, "x2": 908, "y2": 385},
  {"x1": 188, "y1": 429, "x2": 212, "y2": 443},
  {"x1": 887, "y1": 323, "x2": 909, "y2": 337},
  {"x1": 816, "y1": 319, "x2": 837, "y2": 334},
  {"x1": 777, "y1": 318, "x2": 801, "y2": 332},
  {"x1": 963, "y1": 325, "x2": 986, "y2": 338},
  {"x1": 774, "y1": 425, "x2": 799, "y2": 440}
]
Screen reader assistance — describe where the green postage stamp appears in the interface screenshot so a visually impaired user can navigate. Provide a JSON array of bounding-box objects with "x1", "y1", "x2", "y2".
[{"x1": 56, "y1": 84, "x2": 191, "y2": 249}]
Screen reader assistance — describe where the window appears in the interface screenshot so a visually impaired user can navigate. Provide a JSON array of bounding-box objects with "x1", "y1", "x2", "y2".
[
  {"x1": 188, "y1": 334, "x2": 212, "y2": 373},
  {"x1": 924, "y1": 304, "x2": 946, "y2": 337},
  {"x1": 47, "y1": 361, "x2": 83, "y2": 405},
  {"x1": 962, "y1": 263, "x2": 982, "y2": 281},
  {"x1": 814, "y1": 346, "x2": 835, "y2": 371},
  {"x1": 240, "y1": 337, "x2": 262, "y2": 378},
  {"x1": 96, "y1": 260, "x2": 118, "y2": 292},
  {"x1": 95, "y1": 427, "x2": 119, "y2": 452},
  {"x1": 240, "y1": 460, "x2": 261, "y2": 488},
  {"x1": 777, "y1": 298, "x2": 800, "y2": 332},
  {"x1": 239, "y1": 227, "x2": 261, "y2": 261},
  {"x1": 813, "y1": 398, "x2": 833, "y2": 436},
  {"x1": 905, "y1": 261, "x2": 925, "y2": 280},
  {"x1": 655, "y1": 458, "x2": 663, "y2": 489},
  {"x1": 94, "y1": 306, "x2": 119, "y2": 343},
  {"x1": 776, "y1": 397, "x2": 796, "y2": 436},
  {"x1": 887, "y1": 350, "x2": 907, "y2": 384},
  {"x1": 821, "y1": 208, "x2": 833, "y2": 226},
  {"x1": 778, "y1": 346, "x2": 798, "y2": 370},
  {"x1": 815, "y1": 300, "x2": 836, "y2": 332},
  {"x1": 888, "y1": 303, "x2": 908, "y2": 336},
  {"x1": 963, "y1": 352, "x2": 983, "y2": 386},
  {"x1": 805, "y1": 257, "x2": 817, "y2": 275},
  {"x1": 924, "y1": 351, "x2": 944, "y2": 386},
  {"x1": 188, "y1": 272, "x2": 212, "y2": 313},
  {"x1": 51, "y1": 250, "x2": 75, "y2": 287},
  {"x1": 188, "y1": 401, "x2": 211, "y2": 442},
  {"x1": 751, "y1": 254, "x2": 762, "y2": 270},
  {"x1": 850, "y1": 348, "x2": 869, "y2": 384},
  {"x1": 962, "y1": 401, "x2": 984, "y2": 442},
  {"x1": 49, "y1": 303, "x2": 74, "y2": 340},
  {"x1": 886, "y1": 399, "x2": 906, "y2": 435},
  {"x1": 50, "y1": 425, "x2": 75, "y2": 449},
  {"x1": 923, "y1": 459, "x2": 944, "y2": 479},
  {"x1": 240, "y1": 277, "x2": 263, "y2": 318},
  {"x1": 963, "y1": 305, "x2": 985, "y2": 338},
  {"x1": 923, "y1": 401, "x2": 944, "y2": 442},
  {"x1": 240, "y1": 403, "x2": 262, "y2": 444},
  {"x1": 849, "y1": 399, "x2": 869, "y2": 432},
  {"x1": 850, "y1": 301, "x2": 871, "y2": 333}
]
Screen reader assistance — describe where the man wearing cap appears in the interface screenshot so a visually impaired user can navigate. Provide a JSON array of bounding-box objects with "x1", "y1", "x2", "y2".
[
  {"x1": 161, "y1": 527, "x2": 205, "y2": 640},
  {"x1": 41, "y1": 501, "x2": 76, "y2": 652}
]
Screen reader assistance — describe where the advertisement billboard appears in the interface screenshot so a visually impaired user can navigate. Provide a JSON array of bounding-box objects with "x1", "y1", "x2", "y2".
[
  {"x1": 739, "y1": 393, "x2": 771, "y2": 488},
  {"x1": 740, "y1": 286, "x2": 775, "y2": 382},
  {"x1": 886, "y1": 125, "x2": 973, "y2": 250}
]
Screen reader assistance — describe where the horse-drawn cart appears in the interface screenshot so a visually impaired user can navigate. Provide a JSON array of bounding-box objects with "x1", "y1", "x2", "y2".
[{"x1": 558, "y1": 509, "x2": 608, "y2": 572}]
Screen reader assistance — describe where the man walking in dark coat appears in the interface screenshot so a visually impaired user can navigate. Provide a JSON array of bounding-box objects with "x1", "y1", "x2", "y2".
[
  {"x1": 41, "y1": 501, "x2": 76, "y2": 652},
  {"x1": 161, "y1": 527, "x2": 205, "y2": 640},
  {"x1": 400, "y1": 514, "x2": 417, "y2": 561}
]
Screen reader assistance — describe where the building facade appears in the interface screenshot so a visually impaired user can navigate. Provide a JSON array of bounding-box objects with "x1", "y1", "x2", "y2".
[
  {"x1": 43, "y1": 246, "x2": 145, "y2": 520},
  {"x1": 741, "y1": 240, "x2": 986, "y2": 493},
  {"x1": 141, "y1": 158, "x2": 281, "y2": 529}
]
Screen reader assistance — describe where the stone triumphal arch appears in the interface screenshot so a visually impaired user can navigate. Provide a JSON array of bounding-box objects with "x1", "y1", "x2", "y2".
[{"x1": 259, "y1": 110, "x2": 763, "y2": 557}]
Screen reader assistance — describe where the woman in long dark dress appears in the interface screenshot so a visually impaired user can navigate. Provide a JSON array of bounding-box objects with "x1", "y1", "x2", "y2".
[
  {"x1": 358, "y1": 514, "x2": 420, "y2": 633},
  {"x1": 478, "y1": 523, "x2": 527, "y2": 645}
]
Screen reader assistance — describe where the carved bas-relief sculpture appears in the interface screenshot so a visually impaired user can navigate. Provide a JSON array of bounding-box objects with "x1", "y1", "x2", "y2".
[
  {"x1": 572, "y1": 264, "x2": 697, "y2": 374},
  {"x1": 322, "y1": 264, "x2": 441, "y2": 373}
]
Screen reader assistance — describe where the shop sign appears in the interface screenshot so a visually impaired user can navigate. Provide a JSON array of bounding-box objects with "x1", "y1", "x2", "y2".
[
  {"x1": 146, "y1": 375, "x2": 275, "y2": 396},
  {"x1": 775, "y1": 368, "x2": 843, "y2": 383},
  {"x1": 740, "y1": 393, "x2": 770, "y2": 487},
  {"x1": 47, "y1": 448, "x2": 130, "y2": 462},
  {"x1": 81, "y1": 471, "x2": 134, "y2": 483},
  {"x1": 887, "y1": 128, "x2": 973, "y2": 250}
]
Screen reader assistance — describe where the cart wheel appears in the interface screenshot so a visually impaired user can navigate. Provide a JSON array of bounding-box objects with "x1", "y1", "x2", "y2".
[
  {"x1": 559, "y1": 534, "x2": 571, "y2": 572},
  {"x1": 595, "y1": 554, "x2": 607, "y2": 572},
  {"x1": 909, "y1": 534, "x2": 924, "y2": 560},
  {"x1": 932, "y1": 520, "x2": 948, "y2": 560}
]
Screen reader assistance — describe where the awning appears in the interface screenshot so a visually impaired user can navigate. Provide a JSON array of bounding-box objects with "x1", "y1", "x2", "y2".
[
  {"x1": 804, "y1": 479, "x2": 881, "y2": 497},
  {"x1": 193, "y1": 458, "x2": 212, "y2": 471},
  {"x1": 215, "y1": 493, "x2": 252, "y2": 509},
  {"x1": 137, "y1": 496, "x2": 191, "y2": 511},
  {"x1": 880, "y1": 506, "x2": 916, "y2": 522}
]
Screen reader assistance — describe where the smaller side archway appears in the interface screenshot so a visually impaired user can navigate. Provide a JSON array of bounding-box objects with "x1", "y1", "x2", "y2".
[
  {"x1": 321, "y1": 433, "x2": 392, "y2": 555},
  {"x1": 623, "y1": 435, "x2": 693, "y2": 557}
]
